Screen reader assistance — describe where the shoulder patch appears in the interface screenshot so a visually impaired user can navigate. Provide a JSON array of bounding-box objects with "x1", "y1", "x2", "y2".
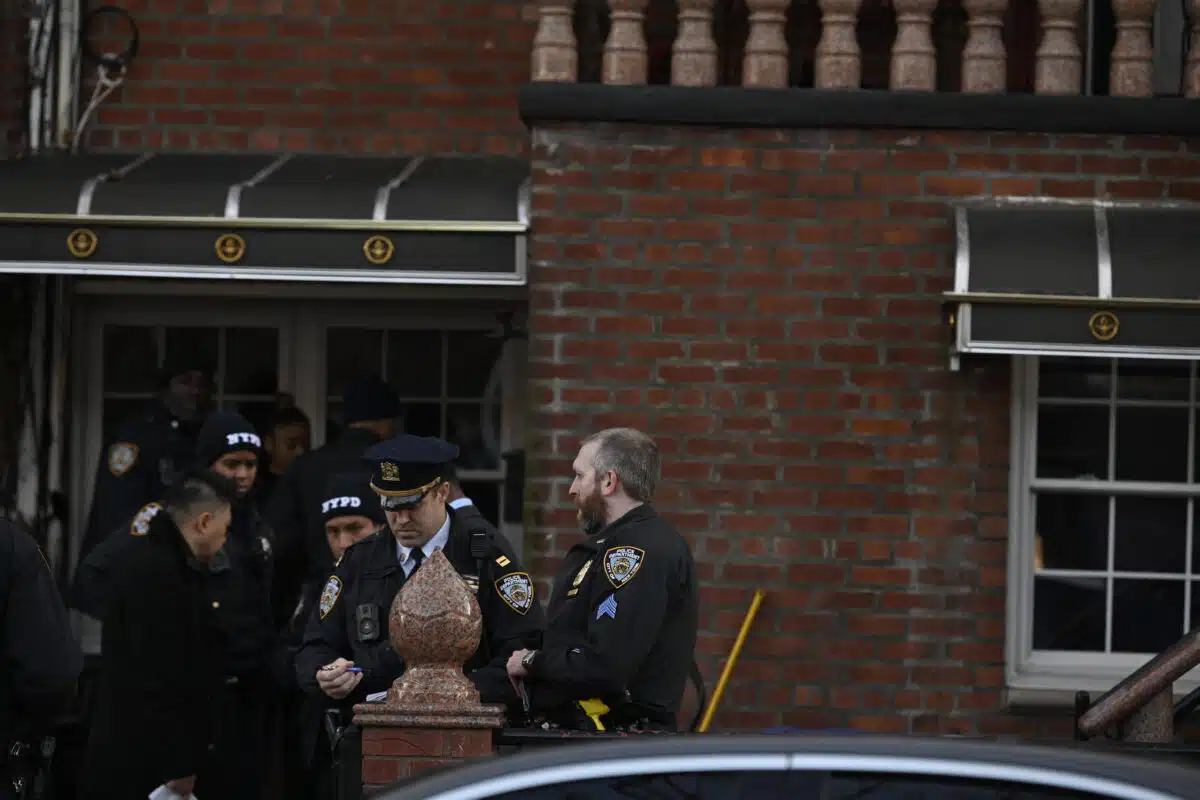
[
  {"x1": 495, "y1": 554, "x2": 511, "y2": 567},
  {"x1": 130, "y1": 502, "x2": 163, "y2": 536},
  {"x1": 604, "y1": 546, "x2": 645, "y2": 589},
  {"x1": 495, "y1": 572, "x2": 534, "y2": 615},
  {"x1": 319, "y1": 576, "x2": 343, "y2": 619},
  {"x1": 108, "y1": 442, "x2": 139, "y2": 477}
]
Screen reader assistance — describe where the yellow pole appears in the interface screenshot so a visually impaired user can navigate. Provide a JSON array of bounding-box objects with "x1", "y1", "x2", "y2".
[{"x1": 697, "y1": 589, "x2": 765, "y2": 733}]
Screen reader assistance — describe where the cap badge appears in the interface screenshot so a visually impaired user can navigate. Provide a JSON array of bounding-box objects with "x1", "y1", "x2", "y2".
[{"x1": 380, "y1": 461, "x2": 400, "y2": 481}]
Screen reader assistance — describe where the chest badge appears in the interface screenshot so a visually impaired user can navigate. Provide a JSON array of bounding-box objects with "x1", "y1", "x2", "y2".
[
  {"x1": 130, "y1": 502, "x2": 162, "y2": 536},
  {"x1": 603, "y1": 546, "x2": 645, "y2": 589},
  {"x1": 495, "y1": 572, "x2": 534, "y2": 615},
  {"x1": 319, "y1": 576, "x2": 343, "y2": 619},
  {"x1": 460, "y1": 573, "x2": 480, "y2": 594}
]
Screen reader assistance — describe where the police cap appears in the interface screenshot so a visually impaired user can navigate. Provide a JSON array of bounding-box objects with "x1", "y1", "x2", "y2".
[{"x1": 363, "y1": 434, "x2": 459, "y2": 509}]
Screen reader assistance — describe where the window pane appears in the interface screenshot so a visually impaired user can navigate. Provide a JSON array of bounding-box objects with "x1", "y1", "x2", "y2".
[
  {"x1": 1112, "y1": 579, "x2": 1185, "y2": 654},
  {"x1": 829, "y1": 772, "x2": 1113, "y2": 799},
  {"x1": 1038, "y1": 357, "x2": 1111, "y2": 400},
  {"x1": 163, "y1": 327, "x2": 218, "y2": 383},
  {"x1": 103, "y1": 325, "x2": 159, "y2": 392},
  {"x1": 1035, "y1": 493, "x2": 1108, "y2": 571},
  {"x1": 325, "y1": 400, "x2": 343, "y2": 443},
  {"x1": 326, "y1": 328, "x2": 383, "y2": 397},
  {"x1": 1114, "y1": 496, "x2": 1187, "y2": 573},
  {"x1": 445, "y1": 330, "x2": 504, "y2": 398},
  {"x1": 402, "y1": 403, "x2": 442, "y2": 439},
  {"x1": 1117, "y1": 359, "x2": 1192, "y2": 402},
  {"x1": 1036, "y1": 405, "x2": 1109, "y2": 479},
  {"x1": 224, "y1": 327, "x2": 279, "y2": 395},
  {"x1": 1115, "y1": 406, "x2": 1189, "y2": 482},
  {"x1": 448, "y1": 403, "x2": 500, "y2": 470},
  {"x1": 458, "y1": 481, "x2": 500, "y2": 527},
  {"x1": 386, "y1": 330, "x2": 443, "y2": 398},
  {"x1": 1034, "y1": 576, "x2": 1105, "y2": 651}
]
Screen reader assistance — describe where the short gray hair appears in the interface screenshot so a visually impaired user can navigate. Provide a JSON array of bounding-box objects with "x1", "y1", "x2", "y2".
[{"x1": 582, "y1": 428, "x2": 660, "y2": 503}]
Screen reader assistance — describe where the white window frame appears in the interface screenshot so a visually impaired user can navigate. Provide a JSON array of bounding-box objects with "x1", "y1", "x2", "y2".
[{"x1": 1006, "y1": 355, "x2": 1200, "y2": 701}]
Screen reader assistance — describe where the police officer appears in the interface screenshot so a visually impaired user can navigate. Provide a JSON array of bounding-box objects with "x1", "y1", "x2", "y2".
[
  {"x1": 278, "y1": 470, "x2": 385, "y2": 800},
  {"x1": 0, "y1": 521, "x2": 82, "y2": 800},
  {"x1": 505, "y1": 428, "x2": 698, "y2": 732},
  {"x1": 295, "y1": 435, "x2": 544, "y2": 714},
  {"x1": 267, "y1": 375, "x2": 400, "y2": 626}
]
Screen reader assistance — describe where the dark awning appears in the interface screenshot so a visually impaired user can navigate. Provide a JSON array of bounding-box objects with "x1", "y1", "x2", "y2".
[
  {"x1": 0, "y1": 153, "x2": 528, "y2": 285},
  {"x1": 945, "y1": 199, "x2": 1200, "y2": 364}
]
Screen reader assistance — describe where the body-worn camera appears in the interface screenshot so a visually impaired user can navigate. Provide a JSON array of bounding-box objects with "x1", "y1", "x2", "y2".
[{"x1": 355, "y1": 604, "x2": 380, "y2": 643}]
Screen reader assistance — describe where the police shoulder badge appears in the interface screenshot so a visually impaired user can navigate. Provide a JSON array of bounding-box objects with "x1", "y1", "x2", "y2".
[
  {"x1": 604, "y1": 546, "x2": 645, "y2": 589},
  {"x1": 130, "y1": 502, "x2": 163, "y2": 536},
  {"x1": 495, "y1": 571, "x2": 534, "y2": 615},
  {"x1": 319, "y1": 576, "x2": 343, "y2": 619},
  {"x1": 108, "y1": 442, "x2": 139, "y2": 477}
]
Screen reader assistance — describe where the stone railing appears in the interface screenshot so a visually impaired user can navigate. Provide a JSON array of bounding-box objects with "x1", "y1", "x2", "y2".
[{"x1": 530, "y1": 0, "x2": 1200, "y2": 96}]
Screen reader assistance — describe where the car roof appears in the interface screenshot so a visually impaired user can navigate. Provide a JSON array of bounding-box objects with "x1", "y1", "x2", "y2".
[{"x1": 377, "y1": 733, "x2": 1200, "y2": 799}]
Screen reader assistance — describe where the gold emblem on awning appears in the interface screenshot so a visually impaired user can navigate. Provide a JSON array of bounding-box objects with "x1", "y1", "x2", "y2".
[
  {"x1": 215, "y1": 233, "x2": 246, "y2": 264},
  {"x1": 1088, "y1": 311, "x2": 1119, "y2": 342},
  {"x1": 66, "y1": 229, "x2": 98, "y2": 258},
  {"x1": 363, "y1": 235, "x2": 394, "y2": 265}
]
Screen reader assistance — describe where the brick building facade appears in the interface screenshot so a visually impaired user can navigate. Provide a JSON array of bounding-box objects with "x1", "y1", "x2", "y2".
[{"x1": 3, "y1": 0, "x2": 1200, "y2": 737}]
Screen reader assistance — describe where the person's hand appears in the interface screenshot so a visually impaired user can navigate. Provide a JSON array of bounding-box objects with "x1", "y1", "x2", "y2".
[
  {"x1": 165, "y1": 774, "x2": 196, "y2": 794},
  {"x1": 507, "y1": 649, "x2": 531, "y2": 687},
  {"x1": 316, "y1": 658, "x2": 363, "y2": 699}
]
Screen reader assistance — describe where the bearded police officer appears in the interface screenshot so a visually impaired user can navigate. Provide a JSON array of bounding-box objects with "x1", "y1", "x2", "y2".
[
  {"x1": 295, "y1": 435, "x2": 544, "y2": 715},
  {"x1": 506, "y1": 428, "x2": 698, "y2": 732}
]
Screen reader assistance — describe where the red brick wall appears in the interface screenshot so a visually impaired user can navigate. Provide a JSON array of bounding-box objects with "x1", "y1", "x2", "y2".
[
  {"x1": 524, "y1": 125, "x2": 1200, "y2": 733},
  {"x1": 80, "y1": 0, "x2": 534, "y2": 154},
  {"x1": 0, "y1": 4, "x2": 26, "y2": 158}
]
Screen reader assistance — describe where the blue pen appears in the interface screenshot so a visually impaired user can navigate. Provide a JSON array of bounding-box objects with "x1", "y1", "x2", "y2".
[{"x1": 346, "y1": 667, "x2": 363, "y2": 673}]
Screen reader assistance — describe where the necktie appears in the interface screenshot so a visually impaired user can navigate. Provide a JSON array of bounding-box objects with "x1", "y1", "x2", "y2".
[{"x1": 411, "y1": 548, "x2": 425, "y2": 571}]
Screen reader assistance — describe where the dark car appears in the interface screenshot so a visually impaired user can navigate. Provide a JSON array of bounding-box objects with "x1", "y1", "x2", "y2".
[{"x1": 376, "y1": 733, "x2": 1199, "y2": 799}]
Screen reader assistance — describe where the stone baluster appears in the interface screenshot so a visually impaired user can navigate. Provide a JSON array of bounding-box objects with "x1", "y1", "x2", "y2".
[
  {"x1": 890, "y1": 0, "x2": 938, "y2": 90},
  {"x1": 603, "y1": 0, "x2": 650, "y2": 84},
  {"x1": 1035, "y1": 0, "x2": 1084, "y2": 94},
  {"x1": 672, "y1": 0, "x2": 719, "y2": 86},
  {"x1": 815, "y1": 0, "x2": 863, "y2": 88},
  {"x1": 961, "y1": 0, "x2": 1008, "y2": 92},
  {"x1": 1110, "y1": 0, "x2": 1157, "y2": 96},
  {"x1": 531, "y1": 0, "x2": 578, "y2": 82},
  {"x1": 743, "y1": 0, "x2": 791, "y2": 88},
  {"x1": 354, "y1": 550, "x2": 503, "y2": 792},
  {"x1": 1189, "y1": 0, "x2": 1200, "y2": 96}
]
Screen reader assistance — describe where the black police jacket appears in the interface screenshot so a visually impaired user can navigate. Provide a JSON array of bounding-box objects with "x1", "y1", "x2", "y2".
[
  {"x1": 0, "y1": 521, "x2": 82, "y2": 747},
  {"x1": 79, "y1": 513, "x2": 223, "y2": 798},
  {"x1": 295, "y1": 507, "x2": 544, "y2": 709},
  {"x1": 265, "y1": 427, "x2": 382, "y2": 623},
  {"x1": 77, "y1": 399, "x2": 198, "y2": 567},
  {"x1": 526, "y1": 504, "x2": 698, "y2": 728}
]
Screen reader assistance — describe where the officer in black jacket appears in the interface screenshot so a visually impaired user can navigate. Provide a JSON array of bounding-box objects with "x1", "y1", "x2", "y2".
[
  {"x1": 1, "y1": 521, "x2": 82, "y2": 800},
  {"x1": 506, "y1": 428, "x2": 698, "y2": 732},
  {"x1": 266, "y1": 375, "x2": 400, "y2": 627},
  {"x1": 295, "y1": 435, "x2": 544, "y2": 715}
]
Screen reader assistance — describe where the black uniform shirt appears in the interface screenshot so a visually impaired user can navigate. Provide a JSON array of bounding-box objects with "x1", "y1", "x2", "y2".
[
  {"x1": 295, "y1": 507, "x2": 544, "y2": 706},
  {"x1": 528, "y1": 504, "x2": 698, "y2": 726}
]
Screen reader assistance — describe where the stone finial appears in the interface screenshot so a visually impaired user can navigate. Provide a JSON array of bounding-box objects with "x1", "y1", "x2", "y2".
[
  {"x1": 531, "y1": 0, "x2": 579, "y2": 82},
  {"x1": 814, "y1": 0, "x2": 863, "y2": 89},
  {"x1": 603, "y1": 0, "x2": 650, "y2": 85},
  {"x1": 1035, "y1": 0, "x2": 1084, "y2": 94},
  {"x1": 354, "y1": 549, "x2": 503, "y2": 727},
  {"x1": 890, "y1": 0, "x2": 938, "y2": 90},
  {"x1": 743, "y1": 0, "x2": 792, "y2": 88},
  {"x1": 672, "y1": 0, "x2": 719, "y2": 86},
  {"x1": 1110, "y1": 0, "x2": 1157, "y2": 96},
  {"x1": 1188, "y1": 0, "x2": 1200, "y2": 97},
  {"x1": 961, "y1": 0, "x2": 1008, "y2": 92}
]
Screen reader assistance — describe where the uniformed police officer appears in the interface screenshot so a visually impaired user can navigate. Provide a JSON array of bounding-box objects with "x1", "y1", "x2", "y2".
[
  {"x1": 267, "y1": 375, "x2": 400, "y2": 627},
  {"x1": 506, "y1": 428, "x2": 698, "y2": 732},
  {"x1": 295, "y1": 435, "x2": 544, "y2": 715},
  {"x1": 0, "y1": 521, "x2": 82, "y2": 800},
  {"x1": 279, "y1": 470, "x2": 385, "y2": 800}
]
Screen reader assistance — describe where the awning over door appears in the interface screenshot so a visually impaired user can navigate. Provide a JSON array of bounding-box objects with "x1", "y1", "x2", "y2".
[
  {"x1": 946, "y1": 200, "x2": 1200, "y2": 363},
  {"x1": 0, "y1": 153, "x2": 528, "y2": 285}
]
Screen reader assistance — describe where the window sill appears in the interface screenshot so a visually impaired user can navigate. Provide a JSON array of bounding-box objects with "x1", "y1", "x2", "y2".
[
  {"x1": 518, "y1": 83, "x2": 1200, "y2": 137},
  {"x1": 1006, "y1": 667, "x2": 1200, "y2": 709}
]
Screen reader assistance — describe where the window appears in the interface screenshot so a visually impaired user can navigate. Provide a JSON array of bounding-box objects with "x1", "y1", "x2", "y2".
[
  {"x1": 487, "y1": 769, "x2": 807, "y2": 799},
  {"x1": 1010, "y1": 356, "x2": 1200, "y2": 692},
  {"x1": 323, "y1": 325, "x2": 508, "y2": 527},
  {"x1": 828, "y1": 772, "x2": 1120, "y2": 798}
]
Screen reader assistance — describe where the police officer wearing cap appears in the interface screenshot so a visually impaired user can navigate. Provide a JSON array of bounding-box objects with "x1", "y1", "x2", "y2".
[
  {"x1": 0, "y1": 521, "x2": 83, "y2": 800},
  {"x1": 295, "y1": 435, "x2": 544, "y2": 717},
  {"x1": 278, "y1": 470, "x2": 385, "y2": 800}
]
